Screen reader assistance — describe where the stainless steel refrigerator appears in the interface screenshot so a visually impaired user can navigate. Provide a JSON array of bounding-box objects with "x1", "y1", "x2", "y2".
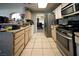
[{"x1": 44, "y1": 13, "x2": 55, "y2": 37}]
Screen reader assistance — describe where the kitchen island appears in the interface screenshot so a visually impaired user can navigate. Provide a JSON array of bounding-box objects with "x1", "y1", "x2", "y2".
[{"x1": 0, "y1": 25, "x2": 32, "y2": 56}]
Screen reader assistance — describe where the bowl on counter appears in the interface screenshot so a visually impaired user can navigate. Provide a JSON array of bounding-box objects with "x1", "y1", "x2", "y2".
[{"x1": 12, "y1": 25, "x2": 20, "y2": 30}]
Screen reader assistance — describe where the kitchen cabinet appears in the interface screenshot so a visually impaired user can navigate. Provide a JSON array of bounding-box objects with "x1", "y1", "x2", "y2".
[
  {"x1": 24, "y1": 27, "x2": 31, "y2": 46},
  {"x1": 14, "y1": 30, "x2": 25, "y2": 56},
  {"x1": 53, "y1": 5, "x2": 62, "y2": 19},
  {"x1": 25, "y1": 10, "x2": 32, "y2": 20},
  {"x1": 24, "y1": 28, "x2": 29, "y2": 46},
  {"x1": 29, "y1": 27, "x2": 32, "y2": 39},
  {"x1": 53, "y1": 3, "x2": 70, "y2": 19},
  {"x1": 0, "y1": 26, "x2": 32, "y2": 56},
  {"x1": 51, "y1": 25, "x2": 58, "y2": 42}
]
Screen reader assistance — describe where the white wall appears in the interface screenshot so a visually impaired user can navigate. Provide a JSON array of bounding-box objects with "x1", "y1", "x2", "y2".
[
  {"x1": 36, "y1": 13, "x2": 45, "y2": 24},
  {"x1": 0, "y1": 3, "x2": 25, "y2": 17},
  {"x1": 32, "y1": 13, "x2": 45, "y2": 32}
]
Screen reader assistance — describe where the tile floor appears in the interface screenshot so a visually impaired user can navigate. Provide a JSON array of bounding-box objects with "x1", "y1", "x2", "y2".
[{"x1": 21, "y1": 31, "x2": 62, "y2": 56}]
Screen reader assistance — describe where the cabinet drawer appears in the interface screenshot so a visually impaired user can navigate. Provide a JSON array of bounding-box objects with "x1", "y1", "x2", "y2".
[
  {"x1": 14, "y1": 39, "x2": 24, "y2": 54},
  {"x1": 14, "y1": 34, "x2": 24, "y2": 45},
  {"x1": 15, "y1": 44, "x2": 24, "y2": 56},
  {"x1": 15, "y1": 30, "x2": 24, "y2": 39}
]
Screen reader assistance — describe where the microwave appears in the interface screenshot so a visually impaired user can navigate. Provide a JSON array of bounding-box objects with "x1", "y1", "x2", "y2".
[
  {"x1": 61, "y1": 3, "x2": 74, "y2": 16},
  {"x1": 61, "y1": 3, "x2": 79, "y2": 17}
]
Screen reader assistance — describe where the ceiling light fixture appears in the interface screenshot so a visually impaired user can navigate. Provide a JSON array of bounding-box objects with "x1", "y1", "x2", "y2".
[{"x1": 38, "y1": 2, "x2": 47, "y2": 8}]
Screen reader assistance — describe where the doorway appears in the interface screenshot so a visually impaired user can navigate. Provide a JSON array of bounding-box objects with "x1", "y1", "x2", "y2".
[{"x1": 37, "y1": 18, "x2": 43, "y2": 32}]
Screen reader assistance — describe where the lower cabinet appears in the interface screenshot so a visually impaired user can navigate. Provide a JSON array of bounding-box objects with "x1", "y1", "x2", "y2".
[
  {"x1": 14, "y1": 30, "x2": 25, "y2": 56},
  {"x1": 24, "y1": 28, "x2": 29, "y2": 46},
  {"x1": 0, "y1": 26, "x2": 32, "y2": 56},
  {"x1": 13, "y1": 27, "x2": 31, "y2": 56},
  {"x1": 28, "y1": 27, "x2": 32, "y2": 40},
  {"x1": 51, "y1": 26, "x2": 57, "y2": 42}
]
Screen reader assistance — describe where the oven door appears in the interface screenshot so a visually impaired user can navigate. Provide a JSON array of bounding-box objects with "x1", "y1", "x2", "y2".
[{"x1": 56, "y1": 31, "x2": 73, "y2": 55}]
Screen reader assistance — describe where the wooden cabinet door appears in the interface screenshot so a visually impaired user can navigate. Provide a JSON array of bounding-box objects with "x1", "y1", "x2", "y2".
[
  {"x1": 25, "y1": 30, "x2": 29, "y2": 46},
  {"x1": 25, "y1": 11, "x2": 32, "y2": 20},
  {"x1": 51, "y1": 26, "x2": 57, "y2": 42},
  {"x1": 14, "y1": 30, "x2": 25, "y2": 56},
  {"x1": 24, "y1": 28, "x2": 30, "y2": 46}
]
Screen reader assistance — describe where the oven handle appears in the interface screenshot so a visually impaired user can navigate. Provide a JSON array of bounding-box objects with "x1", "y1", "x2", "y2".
[{"x1": 57, "y1": 31, "x2": 72, "y2": 40}]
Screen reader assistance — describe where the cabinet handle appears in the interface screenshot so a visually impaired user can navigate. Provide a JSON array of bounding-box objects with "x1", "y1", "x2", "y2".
[{"x1": 57, "y1": 31, "x2": 72, "y2": 40}]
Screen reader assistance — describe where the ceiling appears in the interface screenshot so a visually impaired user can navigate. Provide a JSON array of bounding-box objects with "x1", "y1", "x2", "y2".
[{"x1": 25, "y1": 3, "x2": 61, "y2": 13}]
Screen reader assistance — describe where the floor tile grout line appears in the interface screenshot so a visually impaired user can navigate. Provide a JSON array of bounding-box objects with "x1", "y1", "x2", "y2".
[
  {"x1": 41, "y1": 36, "x2": 52, "y2": 56},
  {"x1": 21, "y1": 31, "x2": 62, "y2": 56},
  {"x1": 31, "y1": 35, "x2": 43, "y2": 56},
  {"x1": 48, "y1": 39, "x2": 54, "y2": 49},
  {"x1": 48, "y1": 38, "x2": 62, "y2": 56},
  {"x1": 48, "y1": 38, "x2": 58, "y2": 49},
  {"x1": 30, "y1": 38, "x2": 36, "y2": 56},
  {"x1": 41, "y1": 38, "x2": 43, "y2": 56}
]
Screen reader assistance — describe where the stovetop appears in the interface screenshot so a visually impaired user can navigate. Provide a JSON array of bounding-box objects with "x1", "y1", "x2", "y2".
[{"x1": 58, "y1": 25, "x2": 79, "y2": 32}]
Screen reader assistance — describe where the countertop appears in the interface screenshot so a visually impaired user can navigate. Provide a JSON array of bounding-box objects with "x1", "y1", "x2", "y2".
[
  {"x1": 75, "y1": 32, "x2": 79, "y2": 37},
  {"x1": 51, "y1": 25, "x2": 58, "y2": 29},
  {"x1": 0, "y1": 25, "x2": 31, "y2": 33},
  {"x1": 74, "y1": 32, "x2": 79, "y2": 44}
]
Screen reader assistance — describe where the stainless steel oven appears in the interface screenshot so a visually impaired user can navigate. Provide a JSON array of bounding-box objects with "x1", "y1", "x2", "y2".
[{"x1": 56, "y1": 27, "x2": 76, "y2": 56}]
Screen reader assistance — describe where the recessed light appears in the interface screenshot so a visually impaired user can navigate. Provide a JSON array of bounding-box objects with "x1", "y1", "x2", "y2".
[{"x1": 38, "y1": 3, "x2": 47, "y2": 8}]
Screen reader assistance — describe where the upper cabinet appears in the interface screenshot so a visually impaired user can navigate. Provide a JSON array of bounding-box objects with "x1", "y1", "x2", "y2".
[
  {"x1": 53, "y1": 3, "x2": 70, "y2": 19},
  {"x1": 53, "y1": 5, "x2": 62, "y2": 19},
  {"x1": 25, "y1": 10, "x2": 32, "y2": 20}
]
